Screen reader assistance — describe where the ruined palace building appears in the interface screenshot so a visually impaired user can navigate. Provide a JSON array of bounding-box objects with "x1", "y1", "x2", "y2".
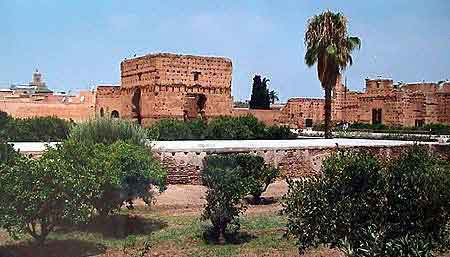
[{"x1": 1, "y1": 53, "x2": 449, "y2": 128}]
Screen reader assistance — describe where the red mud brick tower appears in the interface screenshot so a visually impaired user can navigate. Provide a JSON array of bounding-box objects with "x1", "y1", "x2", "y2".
[{"x1": 119, "y1": 53, "x2": 233, "y2": 126}]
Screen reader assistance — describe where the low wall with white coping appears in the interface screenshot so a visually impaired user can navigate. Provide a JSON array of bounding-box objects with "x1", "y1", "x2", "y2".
[{"x1": 10, "y1": 139, "x2": 450, "y2": 184}]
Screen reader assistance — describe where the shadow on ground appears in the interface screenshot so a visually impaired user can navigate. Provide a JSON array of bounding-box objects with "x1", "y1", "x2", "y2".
[
  {"x1": 202, "y1": 229, "x2": 257, "y2": 245},
  {"x1": 55, "y1": 214, "x2": 168, "y2": 239},
  {"x1": 245, "y1": 196, "x2": 278, "y2": 205},
  {"x1": 0, "y1": 239, "x2": 106, "y2": 257}
]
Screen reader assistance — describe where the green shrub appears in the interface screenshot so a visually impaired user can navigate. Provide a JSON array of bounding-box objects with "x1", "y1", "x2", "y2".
[
  {"x1": 339, "y1": 230, "x2": 435, "y2": 257},
  {"x1": 106, "y1": 141, "x2": 167, "y2": 212},
  {"x1": 69, "y1": 118, "x2": 147, "y2": 146},
  {"x1": 201, "y1": 155, "x2": 253, "y2": 242},
  {"x1": 56, "y1": 140, "x2": 167, "y2": 216},
  {"x1": 149, "y1": 118, "x2": 206, "y2": 140},
  {"x1": 205, "y1": 116, "x2": 257, "y2": 140},
  {"x1": 282, "y1": 145, "x2": 450, "y2": 256},
  {"x1": 264, "y1": 125, "x2": 296, "y2": 139},
  {"x1": 147, "y1": 115, "x2": 295, "y2": 141},
  {"x1": 0, "y1": 149, "x2": 96, "y2": 244},
  {"x1": 384, "y1": 145, "x2": 450, "y2": 247},
  {"x1": 231, "y1": 154, "x2": 280, "y2": 204},
  {"x1": 0, "y1": 140, "x2": 17, "y2": 166},
  {"x1": 283, "y1": 150, "x2": 384, "y2": 254},
  {"x1": 0, "y1": 111, "x2": 72, "y2": 142},
  {"x1": 201, "y1": 154, "x2": 279, "y2": 241}
]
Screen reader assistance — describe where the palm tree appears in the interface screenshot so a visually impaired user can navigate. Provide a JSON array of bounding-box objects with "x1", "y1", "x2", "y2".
[
  {"x1": 269, "y1": 90, "x2": 279, "y2": 104},
  {"x1": 304, "y1": 11, "x2": 361, "y2": 138}
]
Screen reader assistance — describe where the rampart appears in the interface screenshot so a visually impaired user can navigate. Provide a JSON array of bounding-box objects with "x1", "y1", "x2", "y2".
[{"x1": 11, "y1": 139, "x2": 449, "y2": 185}]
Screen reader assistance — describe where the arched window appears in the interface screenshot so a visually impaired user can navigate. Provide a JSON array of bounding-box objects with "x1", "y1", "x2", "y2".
[
  {"x1": 111, "y1": 110, "x2": 119, "y2": 118},
  {"x1": 100, "y1": 108, "x2": 104, "y2": 117}
]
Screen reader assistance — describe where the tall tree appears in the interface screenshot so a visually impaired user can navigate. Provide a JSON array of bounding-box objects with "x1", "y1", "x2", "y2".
[
  {"x1": 269, "y1": 90, "x2": 279, "y2": 104},
  {"x1": 304, "y1": 11, "x2": 361, "y2": 138},
  {"x1": 249, "y1": 75, "x2": 270, "y2": 110}
]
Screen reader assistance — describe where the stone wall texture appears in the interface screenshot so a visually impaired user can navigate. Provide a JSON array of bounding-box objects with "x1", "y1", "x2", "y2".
[
  {"x1": 96, "y1": 53, "x2": 234, "y2": 126},
  {"x1": 12, "y1": 141, "x2": 450, "y2": 185},
  {"x1": 2, "y1": 53, "x2": 449, "y2": 129},
  {"x1": 154, "y1": 144, "x2": 449, "y2": 184}
]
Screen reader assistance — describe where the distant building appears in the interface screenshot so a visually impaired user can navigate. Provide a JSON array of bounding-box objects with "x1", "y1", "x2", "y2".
[
  {"x1": 9, "y1": 69, "x2": 53, "y2": 95},
  {"x1": 279, "y1": 76, "x2": 450, "y2": 128},
  {"x1": 1, "y1": 56, "x2": 449, "y2": 128},
  {"x1": 0, "y1": 70, "x2": 94, "y2": 122}
]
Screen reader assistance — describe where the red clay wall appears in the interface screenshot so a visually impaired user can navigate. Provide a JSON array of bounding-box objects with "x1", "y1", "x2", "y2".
[{"x1": 0, "y1": 91, "x2": 94, "y2": 122}]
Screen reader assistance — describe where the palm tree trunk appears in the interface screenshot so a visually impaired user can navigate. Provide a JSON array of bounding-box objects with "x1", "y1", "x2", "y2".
[{"x1": 324, "y1": 85, "x2": 332, "y2": 139}]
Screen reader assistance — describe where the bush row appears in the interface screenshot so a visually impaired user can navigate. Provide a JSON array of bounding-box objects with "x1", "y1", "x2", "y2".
[
  {"x1": 0, "y1": 111, "x2": 72, "y2": 142},
  {"x1": 148, "y1": 115, "x2": 296, "y2": 140},
  {"x1": 283, "y1": 145, "x2": 450, "y2": 256},
  {"x1": 313, "y1": 121, "x2": 450, "y2": 135}
]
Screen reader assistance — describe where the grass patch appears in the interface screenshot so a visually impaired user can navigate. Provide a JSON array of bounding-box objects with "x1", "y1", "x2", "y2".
[{"x1": 0, "y1": 211, "x2": 299, "y2": 257}]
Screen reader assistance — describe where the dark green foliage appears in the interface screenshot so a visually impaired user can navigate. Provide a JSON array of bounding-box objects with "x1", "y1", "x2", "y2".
[
  {"x1": 68, "y1": 118, "x2": 166, "y2": 215},
  {"x1": 384, "y1": 146, "x2": 450, "y2": 247},
  {"x1": 202, "y1": 155, "x2": 252, "y2": 241},
  {"x1": 106, "y1": 141, "x2": 167, "y2": 213},
  {"x1": 340, "y1": 231, "x2": 435, "y2": 257},
  {"x1": 69, "y1": 118, "x2": 148, "y2": 146},
  {"x1": 249, "y1": 75, "x2": 270, "y2": 110},
  {"x1": 148, "y1": 115, "x2": 295, "y2": 140},
  {"x1": 0, "y1": 111, "x2": 72, "y2": 142},
  {"x1": 0, "y1": 140, "x2": 17, "y2": 166},
  {"x1": 202, "y1": 154, "x2": 280, "y2": 241},
  {"x1": 0, "y1": 139, "x2": 167, "y2": 244},
  {"x1": 0, "y1": 149, "x2": 96, "y2": 244},
  {"x1": 345, "y1": 122, "x2": 450, "y2": 135},
  {"x1": 149, "y1": 118, "x2": 207, "y2": 141},
  {"x1": 269, "y1": 90, "x2": 279, "y2": 104},
  {"x1": 230, "y1": 154, "x2": 281, "y2": 204},
  {"x1": 59, "y1": 140, "x2": 166, "y2": 216},
  {"x1": 283, "y1": 150, "x2": 385, "y2": 254},
  {"x1": 283, "y1": 145, "x2": 450, "y2": 256},
  {"x1": 206, "y1": 115, "x2": 267, "y2": 140},
  {"x1": 264, "y1": 125, "x2": 296, "y2": 139}
]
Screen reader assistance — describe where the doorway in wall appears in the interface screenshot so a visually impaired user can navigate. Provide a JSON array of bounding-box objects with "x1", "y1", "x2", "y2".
[
  {"x1": 183, "y1": 93, "x2": 207, "y2": 120},
  {"x1": 372, "y1": 108, "x2": 382, "y2": 125},
  {"x1": 131, "y1": 88, "x2": 142, "y2": 125},
  {"x1": 305, "y1": 118, "x2": 313, "y2": 128}
]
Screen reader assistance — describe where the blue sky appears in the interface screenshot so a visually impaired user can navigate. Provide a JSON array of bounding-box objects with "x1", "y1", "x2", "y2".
[{"x1": 1, "y1": 0, "x2": 449, "y2": 101}]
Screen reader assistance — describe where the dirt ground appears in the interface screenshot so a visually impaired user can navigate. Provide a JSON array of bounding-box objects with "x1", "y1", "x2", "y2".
[
  {"x1": 0, "y1": 181, "x2": 341, "y2": 257},
  {"x1": 148, "y1": 180, "x2": 288, "y2": 212}
]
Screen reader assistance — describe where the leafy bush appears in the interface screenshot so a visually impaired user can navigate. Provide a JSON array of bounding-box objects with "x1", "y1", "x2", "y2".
[
  {"x1": 283, "y1": 150, "x2": 384, "y2": 254},
  {"x1": 148, "y1": 115, "x2": 295, "y2": 141},
  {"x1": 58, "y1": 139, "x2": 167, "y2": 216},
  {"x1": 204, "y1": 116, "x2": 262, "y2": 140},
  {"x1": 383, "y1": 145, "x2": 450, "y2": 247},
  {"x1": 0, "y1": 111, "x2": 72, "y2": 142},
  {"x1": 339, "y1": 229, "x2": 435, "y2": 257},
  {"x1": 230, "y1": 154, "x2": 281, "y2": 204},
  {"x1": 0, "y1": 140, "x2": 17, "y2": 166},
  {"x1": 149, "y1": 118, "x2": 206, "y2": 140},
  {"x1": 202, "y1": 154, "x2": 279, "y2": 241},
  {"x1": 201, "y1": 155, "x2": 253, "y2": 242},
  {"x1": 264, "y1": 125, "x2": 296, "y2": 139},
  {"x1": 282, "y1": 145, "x2": 450, "y2": 256},
  {"x1": 105, "y1": 141, "x2": 167, "y2": 213},
  {"x1": 0, "y1": 149, "x2": 96, "y2": 244},
  {"x1": 69, "y1": 118, "x2": 148, "y2": 146}
]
